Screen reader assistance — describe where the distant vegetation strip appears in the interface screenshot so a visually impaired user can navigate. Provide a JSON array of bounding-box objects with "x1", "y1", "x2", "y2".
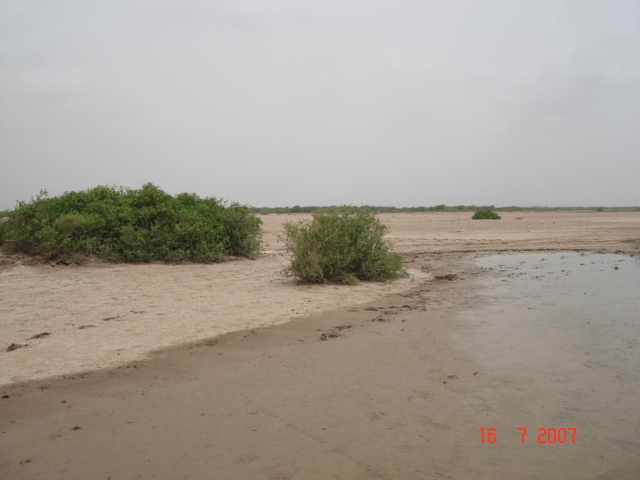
[
  {"x1": 3, "y1": 204, "x2": 638, "y2": 219},
  {"x1": 249, "y1": 205, "x2": 640, "y2": 214},
  {"x1": 0, "y1": 183, "x2": 262, "y2": 262}
]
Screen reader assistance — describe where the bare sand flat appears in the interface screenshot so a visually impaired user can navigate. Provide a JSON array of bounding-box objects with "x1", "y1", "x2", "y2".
[
  {"x1": 0, "y1": 255, "x2": 429, "y2": 386},
  {"x1": 1, "y1": 211, "x2": 639, "y2": 479},
  {"x1": 262, "y1": 210, "x2": 640, "y2": 254}
]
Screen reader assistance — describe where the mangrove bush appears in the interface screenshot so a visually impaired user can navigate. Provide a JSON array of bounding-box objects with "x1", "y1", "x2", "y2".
[
  {"x1": 282, "y1": 207, "x2": 407, "y2": 284},
  {"x1": 472, "y1": 207, "x2": 502, "y2": 220},
  {"x1": 0, "y1": 183, "x2": 262, "y2": 262}
]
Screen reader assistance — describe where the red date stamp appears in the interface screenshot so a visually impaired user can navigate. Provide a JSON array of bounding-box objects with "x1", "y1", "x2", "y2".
[{"x1": 480, "y1": 428, "x2": 577, "y2": 443}]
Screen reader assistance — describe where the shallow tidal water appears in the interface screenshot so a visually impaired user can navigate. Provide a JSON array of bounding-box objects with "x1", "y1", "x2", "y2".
[{"x1": 454, "y1": 252, "x2": 640, "y2": 479}]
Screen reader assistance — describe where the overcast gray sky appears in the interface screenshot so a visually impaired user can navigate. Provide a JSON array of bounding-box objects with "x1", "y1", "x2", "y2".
[{"x1": 1, "y1": 1, "x2": 639, "y2": 209}]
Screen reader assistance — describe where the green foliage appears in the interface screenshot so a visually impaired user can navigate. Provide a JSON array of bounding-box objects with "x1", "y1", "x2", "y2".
[
  {"x1": 282, "y1": 207, "x2": 407, "y2": 284},
  {"x1": 0, "y1": 184, "x2": 262, "y2": 262},
  {"x1": 472, "y1": 207, "x2": 502, "y2": 220}
]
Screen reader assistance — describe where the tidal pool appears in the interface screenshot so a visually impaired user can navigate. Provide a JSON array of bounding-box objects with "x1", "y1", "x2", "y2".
[{"x1": 454, "y1": 252, "x2": 640, "y2": 479}]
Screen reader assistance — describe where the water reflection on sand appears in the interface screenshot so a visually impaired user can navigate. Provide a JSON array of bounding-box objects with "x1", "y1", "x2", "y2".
[{"x1": 455, "y1": 253, "x2": 640, "y2": 478}]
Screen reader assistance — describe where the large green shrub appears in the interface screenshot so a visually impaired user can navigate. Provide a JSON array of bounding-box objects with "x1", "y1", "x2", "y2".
[
  {"x1": 0, "y1": 183, "x2": 262, "y2": 262},
  {"x1": 282, "y1": 207, "x2": 407, "y2": 284},
  {"x1": 472, "y1": 207, "x2": 501, "y2": 220}
]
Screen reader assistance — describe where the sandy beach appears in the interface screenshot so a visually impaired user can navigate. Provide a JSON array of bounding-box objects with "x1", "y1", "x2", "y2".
[
  {"x1": 2, "y1": 211, "x2": 637, "y2": 386},
  {"x1": 1, "y1": 211, "x2": 639, "y2": 479}
]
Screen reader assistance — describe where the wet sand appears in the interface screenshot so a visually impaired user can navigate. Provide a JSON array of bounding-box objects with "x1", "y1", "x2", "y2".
[
  {"x1": 1, "y1": 254, "x2": 494, "y2": 479},
  {"x1": 1, "y1": 211, "x2": 639, "y2": 479}
]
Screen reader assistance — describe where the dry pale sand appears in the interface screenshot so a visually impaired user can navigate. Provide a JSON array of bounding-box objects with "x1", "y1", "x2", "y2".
[
  {"x1": 262, "y1": 210, "x2": 640, "y2": 254},
  {"x1": 0, "y1": 254, "x2": 429, "y2": 386},
  {"x1": 0, "y1": 211, "x2": 639, "y2": 479}
]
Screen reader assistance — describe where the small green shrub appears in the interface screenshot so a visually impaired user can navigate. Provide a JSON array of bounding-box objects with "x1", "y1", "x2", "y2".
[
  {"x1": 282, "y1": 207, "x2": 407, "y2": 284},
  {"x1": 0, "y1": 183, "x2": 262, "y2": 262},
  {"x1": 472, "y1": 208, "x2": 501, "y2": 220}
]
